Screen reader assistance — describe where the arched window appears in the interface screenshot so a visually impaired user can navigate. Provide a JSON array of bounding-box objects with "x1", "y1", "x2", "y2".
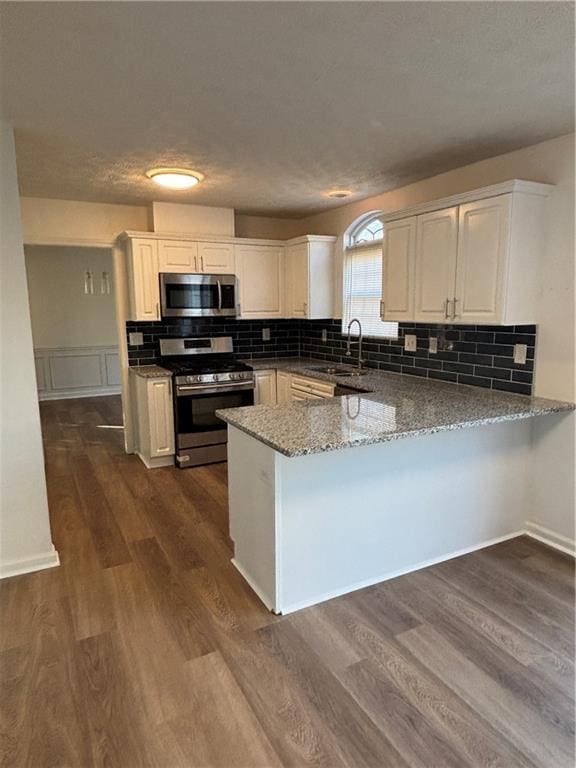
[
  {"x1": 349, "y1": 214, "x2": 384, "y2": 246},
  {"x1": 342, "y1": 213, "x2": 398, "y2": 339}
]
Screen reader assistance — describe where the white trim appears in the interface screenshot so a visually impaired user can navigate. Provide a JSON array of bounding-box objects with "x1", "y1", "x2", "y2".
[
  {"x1": 0, "y1": 547, "x2": 60, "y2": 579},
  {"x1": 524, "y1": 522, "x2": 575, "y2": 557},
  {"x1": 24, "y1": 237, "x2": 114, "y2": 248},
  {"x1": 39, "y1": 386, "x2": 121, "y2": 401},
  {"x1": 119, "y1": 230, "x2": 286, "y2": 246},
  {"x1": 231, "y1": 557, "x2": 278, "y2": 613},
  {"x1": 383, "y1": 180, "x2": 554, "y2": 223},
  {"x1": 277, "y1": 530, "x2": 524, "y2": 615},
  {"x1": 136, "y1": 452, "x2": 174, "y2": 469}
]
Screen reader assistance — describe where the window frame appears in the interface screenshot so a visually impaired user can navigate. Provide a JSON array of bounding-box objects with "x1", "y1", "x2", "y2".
[{"x1": 342, "y1": 213, "x2": 399, "y2": 340}]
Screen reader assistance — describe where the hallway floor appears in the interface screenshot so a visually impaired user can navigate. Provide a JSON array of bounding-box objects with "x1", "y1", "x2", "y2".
[{"x1": 1, "y1": 395, "x2": 574, "y2": 767}]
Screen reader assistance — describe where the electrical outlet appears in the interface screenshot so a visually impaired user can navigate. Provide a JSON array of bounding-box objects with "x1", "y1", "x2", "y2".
[
  {"x1": 129, "y1": 332, "x2": 143, "y2": 346},
  {"x1": 514, "y1": 344, "x2": 528, "y2": 365},
  {"x1": 404, "y1": 334, "x2": 417, "y2": 352},
  {"x1": 429, "y1": 337, "x2": 438, "y2": 354},
  {"x1": 322, "y1": 329, "x2": 328, "y2": 343},
  {"x1": 262, "y1": 328, "x2": 271, "y2": 341}
]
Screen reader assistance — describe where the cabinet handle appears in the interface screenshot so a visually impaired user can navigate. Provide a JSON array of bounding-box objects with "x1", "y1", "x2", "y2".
[
  {"x1": 444, "y1": 298, "x2": 450, "y2": 319},
  {"x1": 452, "y1": 298, "x2": 459, "y2": 320},
  {"x1": 380, "y1": 299, "x2": 385, "y2": 318},
  {"x1": 201, "y1": 255, "x2": 205, "y2": 272},
  {"x1": 156, "y1": 302, "x2": 160, "y2": 318}
]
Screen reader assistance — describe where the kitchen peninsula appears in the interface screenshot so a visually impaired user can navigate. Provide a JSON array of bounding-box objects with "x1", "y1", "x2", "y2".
[{"x1": 218, "y1": 365, "x2": 573, "y2": 614}]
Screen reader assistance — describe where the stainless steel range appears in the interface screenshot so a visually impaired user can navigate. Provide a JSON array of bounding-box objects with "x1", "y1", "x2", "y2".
[{"x1": 159, "y1": 337, "x2": 254, "y2": 468}]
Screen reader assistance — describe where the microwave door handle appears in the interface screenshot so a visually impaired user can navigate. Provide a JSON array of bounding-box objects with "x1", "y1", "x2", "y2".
[{"x1": 217, "y1": 280, "x2": 222, "y2": 310}]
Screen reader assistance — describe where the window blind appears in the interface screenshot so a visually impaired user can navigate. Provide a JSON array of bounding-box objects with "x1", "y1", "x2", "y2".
[{"x1": 342, "y1": 244, "x2": 398, "y2": 338}]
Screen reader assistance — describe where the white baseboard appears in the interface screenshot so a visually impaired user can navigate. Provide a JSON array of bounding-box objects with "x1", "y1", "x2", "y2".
[
  {"x1": 0, "y1": 546, "x2": 60, "y2": 579},
  {"x1": 231, "y1": 557, "x2": 277, "y2": 613},
  {"x1": 524, "y1": 521, "x2": 575, "y2": 557},
  {"x1": 39, "y1": 386, "x2": 121, "y2": 401},
  {"x1": 136, "y1": 452, "x2": 174, "y2": 469}
]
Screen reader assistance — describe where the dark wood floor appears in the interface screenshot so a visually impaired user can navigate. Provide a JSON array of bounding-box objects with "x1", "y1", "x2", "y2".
[{"x1": 1, "y1": 395, "x2": 574, "y2": 767}]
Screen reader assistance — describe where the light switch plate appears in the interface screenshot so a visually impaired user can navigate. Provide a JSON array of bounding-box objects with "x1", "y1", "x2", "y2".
[
  {"x1": 322, "y1": 329, "x2": 328, "y2": 342},
  {"x1": 129, "y1": 332, "x2": 143, "y2": 346},
  {"x1": 404, "y1": 334, "x2": 417, "y2": 352},
  {"x1": 429, "y1": 337, "x2": 438, "y2": 354},
  {"x1": 514, "y1": 343, "x2": 528, "y2": 365},
  {"x1": 262, "y1": 328, "x2": 271, "y2": 341}
]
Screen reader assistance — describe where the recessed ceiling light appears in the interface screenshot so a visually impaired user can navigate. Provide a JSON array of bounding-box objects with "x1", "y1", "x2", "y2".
[
  {"x1": 326, "y1": 189, "x2": 352, "y2": 199},
  {"x1": 145, "y1": 167, "x2": 204, "y2": 190}
]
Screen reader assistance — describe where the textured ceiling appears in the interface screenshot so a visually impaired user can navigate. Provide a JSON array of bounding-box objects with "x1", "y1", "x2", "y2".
[{"x1": 0, "y1": 2, "x2": 573, "y2": 217}]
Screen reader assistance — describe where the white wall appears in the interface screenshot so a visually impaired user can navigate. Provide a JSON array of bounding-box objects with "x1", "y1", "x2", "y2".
[
  {"x1": 20, "y1": 197, "x2": 149, "y2": 246},
  {"x1": 0, "y1": 122, "x2": 58, "y2": 578},
  {"x1": 295, "y1": 134, "x2": 575, "y2": 547},
  {"x1": 151, "y1": 201, "x2": 235, "y2": 236},
  {"x1": 25, "y1": 246, "x2": 117, "y2": 348}
]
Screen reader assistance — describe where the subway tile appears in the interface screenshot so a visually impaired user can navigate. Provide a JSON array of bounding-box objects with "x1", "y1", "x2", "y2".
[
  {"x1": 477, "y1": 343, "x2": 514, "y2": 356},
  {"x1": 475, "y1": 366, "x2": 511, "y2": 381},
  {"x1": 495, "y1": 333, "x2": 536, "y2": 345},
  {"x1": 428, "y1": 370, "x2": 458, "y2": 383},
  {"x1": 458, "y1": 353, "x2": 493, "y2": 366},
  {"x1": 402, "y1": 366, "x2": 428, "y2": 377},
  {"x1": 443, "y1": 361, "x2": 475, "y2": 375},
  {"x1": 492, "y1": 380, "x2": 532, "y2": 396},
  {"x1": 458, "y1": 374, "x2": 492, "y2": 389}
]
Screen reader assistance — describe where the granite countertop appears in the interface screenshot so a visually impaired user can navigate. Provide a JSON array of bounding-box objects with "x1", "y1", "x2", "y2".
[
  {"x1": 129, "y1": 364, "x2": 172, "y2": 378},
  {"x1": 217, "y1": 357, "x2": 574, "y2": 457}
]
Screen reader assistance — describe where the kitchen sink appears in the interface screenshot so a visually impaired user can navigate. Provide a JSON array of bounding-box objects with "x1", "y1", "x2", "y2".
[{"x1": 306, "y1": 365, "x2": 368, "y2": 377}]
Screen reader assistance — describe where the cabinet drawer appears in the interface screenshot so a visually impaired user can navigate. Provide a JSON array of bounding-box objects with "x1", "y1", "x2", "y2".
[{"x1": 290, "y1": 375, "x2": 335, "y2": 398}]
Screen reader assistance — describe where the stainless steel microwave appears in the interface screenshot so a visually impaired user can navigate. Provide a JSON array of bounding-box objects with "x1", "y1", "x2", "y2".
[{"x1": 160, "y1": 273, "x2": 238, "y2": 318}]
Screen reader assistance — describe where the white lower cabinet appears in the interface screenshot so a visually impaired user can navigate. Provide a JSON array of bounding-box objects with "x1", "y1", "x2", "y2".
[
  {"x1": 290, "y1": 374, "x2": 335, "y2": 400},
  {"x1": 133, "y1": 374, "x2": 175, "y2": 468},
  {"x1": 276, "y1": 371, "x2": 293, "y2": 404},
  {"x1": 253, "y1": 370, "x2": 278, "y2": 405}
]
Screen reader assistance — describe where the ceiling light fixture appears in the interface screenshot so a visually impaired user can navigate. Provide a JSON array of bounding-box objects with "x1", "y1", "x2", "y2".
[
  {"x1": 326, "y1": 189, "x2": 352, "y2": 199},
  {"x1": 145, "y1": 167, "x2": 204, "y2": 190}
]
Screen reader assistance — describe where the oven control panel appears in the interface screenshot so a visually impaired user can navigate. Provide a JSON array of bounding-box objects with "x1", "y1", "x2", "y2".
[{"x1": 175, "y1": 370, "x2": 254, "y2": 388}]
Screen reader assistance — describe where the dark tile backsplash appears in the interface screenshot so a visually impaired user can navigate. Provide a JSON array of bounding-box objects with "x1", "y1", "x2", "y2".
[
  {"x1": 127, "y1": 318, "x2": 536, "y2": 395},
  {"x1": 126, "y1": 317, "x2": 300, "y2": 365},
  {"x1": 300, "y1": 320, "x2": 536, "y2": 395}
]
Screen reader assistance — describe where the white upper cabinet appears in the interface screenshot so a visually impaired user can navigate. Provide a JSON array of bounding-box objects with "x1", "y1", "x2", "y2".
[
  {"x1": 197, "y1": 242, "x2": 235, "y2": 274},
  {"x1": 158, "y1": 240, "x2": 199, "y2": 272},
  {"x1": 454, "y1": 196, "x2": 510, "y2": 324},
  {"x1": 285, "y1": 242, "x2": 309, "y2": 317},
  {"x1": 380, "y1": 181, "x2": 552, "y2": 325},
  {"x1": 284, "y1": 237, "x2": 335, "y2": 319},
  {"x1": 235, "y1": 244, "x2": 285, "y2": 318},
  {"x1": 127, "y1": 238, "x2": 160, "y2": 321},
  {"x1": 414, "y1": 207, "x2": 458, "y2": 322},
  {"x1": 381, "y1": 217, "x2": 416, "y2": 321}
]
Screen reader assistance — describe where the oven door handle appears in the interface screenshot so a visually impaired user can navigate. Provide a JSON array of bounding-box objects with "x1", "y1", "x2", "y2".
[
  {"x1": 176, "y1": 381, "x2": 255, "y2": 395},
  {"x1": 217, "y1": 280, "x2": 222, "y2": 311}
]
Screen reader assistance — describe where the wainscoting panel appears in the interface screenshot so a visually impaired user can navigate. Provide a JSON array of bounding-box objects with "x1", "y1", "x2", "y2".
[{"x1": 34, "y1": 346, "x2": 121, "y2": 400}]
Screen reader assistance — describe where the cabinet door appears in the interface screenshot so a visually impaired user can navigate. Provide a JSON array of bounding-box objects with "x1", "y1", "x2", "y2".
[
  {"x1": 129, "y1": 238, "x2": 160, "y2": 321},
  {"x1": 381, "y1": 217, "x2": 416, "y2": 321},
  {"x1": 158, "y1": 240, "x2": 198, "y2": 272},
  {"x1": 285, "y1": 243, "x2": 309, "y2": 317},
  {"x1": 198, "y1": 242, "x2": 235, "y2": 274},
  {"x1": 455, "y1": 195, "x2": 511, "y2": 324},
  {"x1": 254, "y1": 370, "x2": 277, "y2": 405},
  {"x1": 276, "y1": 371, "x2": 292, "y2": 403},
  {"x1": 414, "y1": 207, "x2": 458, "y2": 322},
  {"x1": 147, "y1": 378, "x2": 175, "y2": 457},
  {"x1": 236, "y1": 245, "x2": 284, "y2": 318}
]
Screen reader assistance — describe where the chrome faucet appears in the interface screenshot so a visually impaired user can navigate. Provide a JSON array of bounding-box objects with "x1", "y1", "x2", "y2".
[{"x1": 346, "y1": 318, "x2": 364, "y2": 372}]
